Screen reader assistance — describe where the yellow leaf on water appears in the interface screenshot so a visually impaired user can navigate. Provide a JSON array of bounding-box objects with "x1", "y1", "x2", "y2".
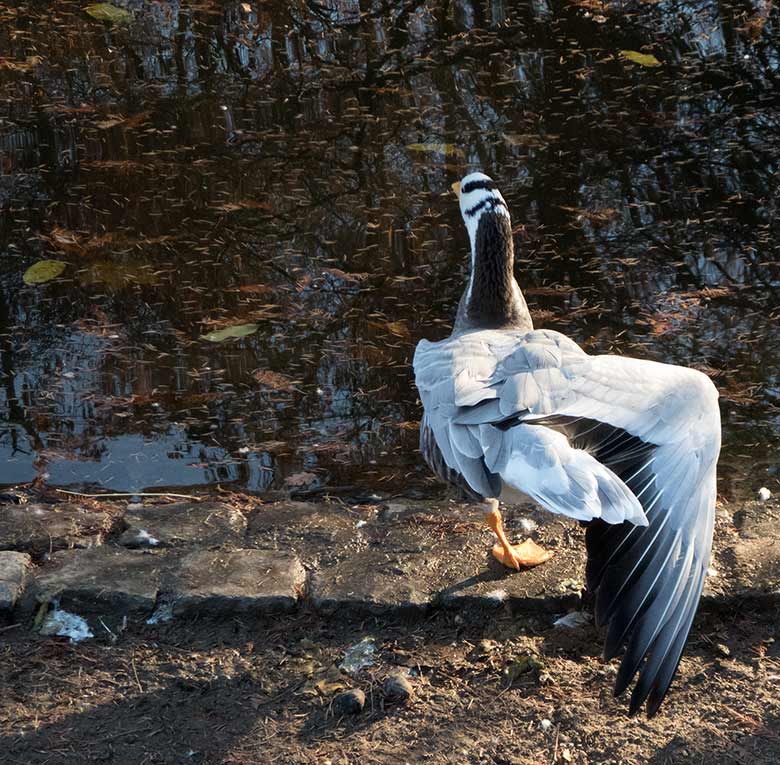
[
  {"x1": 619, "y1": 50, "x2": 662, "y2": 67},
  {"x1": 406, "y1": 142, "x2": 464, "y2": 158},
  {"x1": 200, "y1": 323, "x2": 258, "y2": 342},
  {"x1": 85, "y1": 3, "x2": 133, "y2": 23},
  {"x1": 385, "y1": 320, "x2": 411, "y2": 338},
  {"x1": 23, "y1": 260, "x2": 66, "y2": 285},
  {"x1": 0, "y1": 56, "x2": 43, "y2": 71}
]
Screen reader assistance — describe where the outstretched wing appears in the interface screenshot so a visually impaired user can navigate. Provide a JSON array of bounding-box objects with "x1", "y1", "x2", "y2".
[
  {"x1": 413, "y1": 328, "x2": 721, "y2": 715},
  {"x1": 415, "y1": 328, "x2": 646, "y2": 525}
]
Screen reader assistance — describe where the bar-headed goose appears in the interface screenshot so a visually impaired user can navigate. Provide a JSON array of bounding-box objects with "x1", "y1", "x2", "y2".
[{"x1": 413, "y1": 172, "x2": 721, "y2": 716}]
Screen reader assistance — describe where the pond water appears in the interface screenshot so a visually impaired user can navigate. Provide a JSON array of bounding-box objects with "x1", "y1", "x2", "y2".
[{"x1": 0, "y1": 0, "x2": 778, "y2": 499}]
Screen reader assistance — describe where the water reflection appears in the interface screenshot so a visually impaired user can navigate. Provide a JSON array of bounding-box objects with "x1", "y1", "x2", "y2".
[{"x1": 0, "y1": 0, "x2": 777, "y2": 498}]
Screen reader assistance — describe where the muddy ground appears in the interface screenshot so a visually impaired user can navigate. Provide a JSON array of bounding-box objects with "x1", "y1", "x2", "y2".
[{"x1": 1, "y1": 596, "x2": 778, "y2": 764}]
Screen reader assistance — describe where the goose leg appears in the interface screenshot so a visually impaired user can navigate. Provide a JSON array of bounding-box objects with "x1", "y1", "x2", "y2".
[
  {"x1": 484, "y1": 499, "x2": 522, "y2": 569},
  {"x1": 484, "y1": 499, "x2": 553, "y2": 570}
]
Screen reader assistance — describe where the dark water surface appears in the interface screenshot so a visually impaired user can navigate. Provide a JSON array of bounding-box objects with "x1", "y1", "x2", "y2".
[{"x1": 0, "y1": 0, "x2": 778, "y2": 498}]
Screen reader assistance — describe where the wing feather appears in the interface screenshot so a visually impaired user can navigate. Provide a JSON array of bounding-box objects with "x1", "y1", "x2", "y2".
[{"x1": 413, "y1": 326, "x2": 720, "y2": 716}]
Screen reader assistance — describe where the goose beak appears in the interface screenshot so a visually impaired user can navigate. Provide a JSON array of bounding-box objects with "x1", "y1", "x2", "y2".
[{"x1": 451, "y1": 181, "x2": 461, "y2": 200}]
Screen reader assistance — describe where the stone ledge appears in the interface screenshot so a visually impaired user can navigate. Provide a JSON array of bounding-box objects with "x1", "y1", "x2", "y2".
[
  {"x1": 5, "y1": 497, "x2": 779, "y2": 628},
  {"x1": 309, "y1": 551, "x2": 432, "y2": 616},
  {"x1": 118, "y1": 501, "x2": 246, "y2": 548},
  {"x1": 20, "y1": 546, "x2": 306, "y2": 628},
  {"x1": 166, "y1": 549, "x2": 305, "y2": 615},
  {"x1": 0, "y1": 503, "x2": 115, "y2": 556},
  {"x1": 22, "y1": 547, "x2": 172, "y2": 617},
  {"x1": 0, "y1": 551, "x2": 32, "y2": 612}
]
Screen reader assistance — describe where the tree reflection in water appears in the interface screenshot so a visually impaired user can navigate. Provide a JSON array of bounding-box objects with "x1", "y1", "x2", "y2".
[{"x1": 0, "y1": 0, "x2": 777, "y2": 496}]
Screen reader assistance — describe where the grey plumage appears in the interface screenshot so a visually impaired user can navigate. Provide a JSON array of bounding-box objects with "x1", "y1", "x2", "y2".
[{"x1": 413, "y1": 172, "x2": 721, "y2": 716}]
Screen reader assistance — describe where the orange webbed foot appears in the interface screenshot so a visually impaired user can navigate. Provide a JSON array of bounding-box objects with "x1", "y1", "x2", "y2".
[
  {"x1": 491, "y1": 538, "x2": 553, "y2": 570},
  {"x1": 484, "y1": 499, "x2": 554, "y2": 570}
]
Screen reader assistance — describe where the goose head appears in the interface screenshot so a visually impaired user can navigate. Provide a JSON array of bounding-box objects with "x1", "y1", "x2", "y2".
[
  {"x1": 453, "y1": 172, "x2": 510, "y2": 252},
  {"x1": 452, "y1": 172, "x2": 532, "y2": 333}
]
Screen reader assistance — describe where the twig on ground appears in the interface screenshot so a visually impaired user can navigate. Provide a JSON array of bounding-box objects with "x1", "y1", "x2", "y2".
[{"x1": 55, "y1": 489, "x2": 202, "y2": 501}]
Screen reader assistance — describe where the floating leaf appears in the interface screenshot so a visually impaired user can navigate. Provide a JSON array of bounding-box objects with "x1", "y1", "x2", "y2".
[
  {"x1": 501, "y1": 133, "x2": 549, "y2": 148},
  {"x1": 0, "y1": 55, "x2": 43, "y2": 71},
  {"x1": 619, "y1": 50, "x2": 662, "y2": 67},
  {"x1": 85, "y1": 3, "x2": 133, "y2": 23},
  {"x1": 367, "y1": 319, "x2": 411, "y2": 339},
  {"x1": 385, "y1": 320, "x2": 411, "y2": 338},
  {"x1": 320, "y1": 267, "x2": 369, "y2": 284},
  {"x1": 200, "y1": 323, "x2": 258, "y2": 342},
  {"x1": 42, "y1": 228, "x2": 118, "y2": 256},
  {"x1": 44, "y1": 226, "x2": 83, "y2": 254},
  {"x1": 94, "y1": 116, "x2": 126, "y2": 129},
  {"x1": 406, "y1": 142, "x2": 464, "y2": 157},
  {"x1": 23, "y1": 260, "x2": 66, "y2": 285},
  {"x1": 252, "y1": 370, "x2": 295, "y2": 391}
]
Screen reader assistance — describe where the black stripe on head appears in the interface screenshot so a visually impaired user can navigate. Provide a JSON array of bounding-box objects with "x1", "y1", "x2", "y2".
[
  {"x1": 465, "y1": 197, "x2": 506, "y2": 218},
  {"x1": 462, "y1": 179, "x2": 498, "y2": 195}
]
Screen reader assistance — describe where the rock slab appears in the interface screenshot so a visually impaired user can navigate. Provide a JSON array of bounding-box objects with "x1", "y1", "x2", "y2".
[
  {"x1": 166, "y1": 549, "x2": 306, "y2": 615},
  {"x1": 25, "y1": 547, "x2": 171, "y2": 616},
  {"x1": 22, "y1": 546, "x2": 306, "y2": 624},
  {"x1": 0, "y1": 503, "x2": 114, "y2": 555},
  {"x1": 311, "y1": 550, "x2": 432, "y2": 616},
  {"x1": 118, "y1": 501, "x2": 247, "y2": 548},
  {"x1": 0, "y1": 551, "x2": 32, "y2": 611}
]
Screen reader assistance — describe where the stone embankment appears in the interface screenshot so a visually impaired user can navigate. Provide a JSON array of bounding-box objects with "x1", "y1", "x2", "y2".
[{"x1": 0, "y1": 494, "x2": 777, "y2": 637}]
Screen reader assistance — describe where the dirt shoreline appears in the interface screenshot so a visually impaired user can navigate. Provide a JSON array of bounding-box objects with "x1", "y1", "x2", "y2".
[{"x1": 0, "y1": 491, "x2": 778, "y2": 764}]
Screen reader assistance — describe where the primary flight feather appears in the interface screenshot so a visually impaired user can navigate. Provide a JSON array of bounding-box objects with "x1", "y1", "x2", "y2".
[{"x1": 413, "y1": 172, "x2": 721, "y2": 716}]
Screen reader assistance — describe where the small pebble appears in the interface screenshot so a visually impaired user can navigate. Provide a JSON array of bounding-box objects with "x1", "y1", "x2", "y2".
[
  {"x1": 332, "y1": 689, "x2": 365, "y2": 716},
  {"x1": 758, "y1": 487, "x2": 772, "y2": 502},
  {"x1": 540, "y1": 718, "x2": 553, "y2": 731},
  {"x1": 383, "y1": 673, "x2": 413, "y2": 702},
  {"x1": 714, "y1": 643, "x2": 731, "y2": 658}
]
